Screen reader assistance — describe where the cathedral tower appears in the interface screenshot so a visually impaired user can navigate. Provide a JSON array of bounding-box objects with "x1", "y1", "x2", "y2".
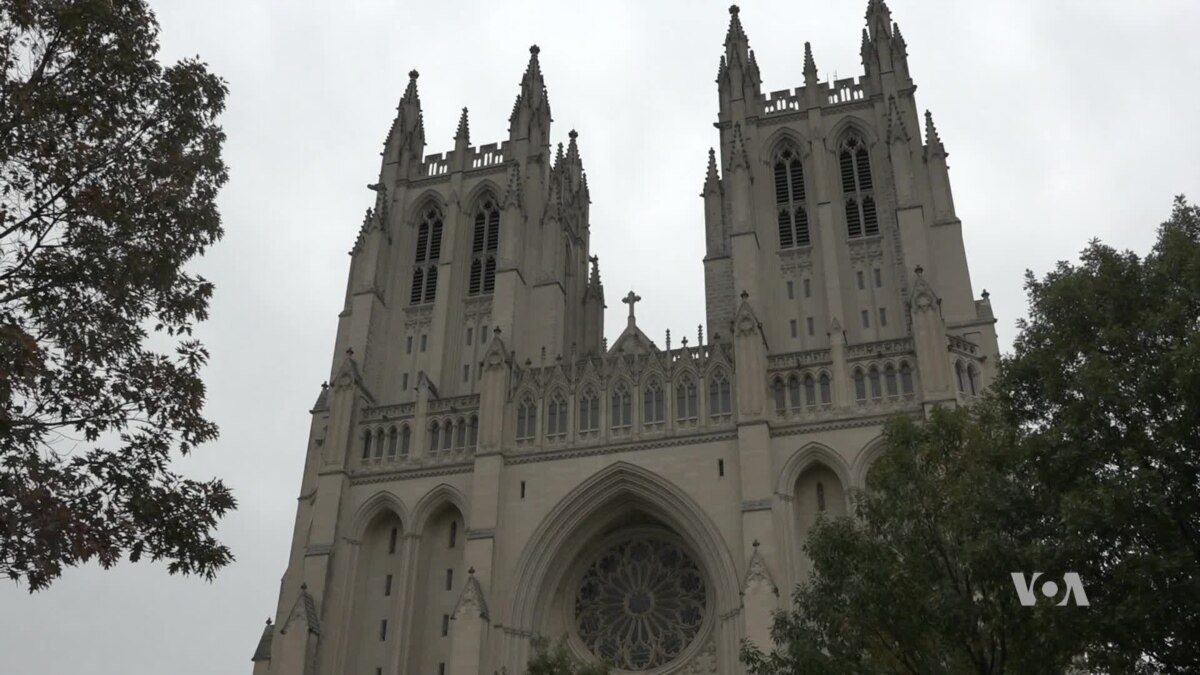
[{"x1": 253, "y1": 4, "x2": 998, "y2": 674}]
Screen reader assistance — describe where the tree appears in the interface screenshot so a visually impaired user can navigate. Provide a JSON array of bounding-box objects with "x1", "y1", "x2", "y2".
[
  {"x1": 996, "y1": 196, "x2": 1200, "y2": 672},
  {"x1": 742, "y1": 405, "x2": 1088, "y2": 675},
  {"x1": 1, "y1": 0, "x2": 233, "y2": 590},
  {"x1": 743, "y1": 198, "x2": 1200, "y2": 674},
  {"x1": 495, "y1": 636, "x2": 610, "y2": 675}
]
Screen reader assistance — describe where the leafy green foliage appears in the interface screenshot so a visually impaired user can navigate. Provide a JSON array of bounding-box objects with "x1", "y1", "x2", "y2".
[
  {"x1": 743, "y1": 405, "x2": 1087, "y2": 675},
  {"x1": 0, "y1": 0, "x2": 233, "y2": 590},
  {"x1": 743, "y1": 198, "x2": 1200, "y2": 674},
  {"x1": 997, "y1": 196, "x2": 1200, "y2": 672}
]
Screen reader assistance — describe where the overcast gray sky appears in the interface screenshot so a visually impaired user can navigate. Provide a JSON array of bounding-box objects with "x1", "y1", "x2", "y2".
[{"x1": 2, "y1": 1, "x2": 1198, "y2": 673}]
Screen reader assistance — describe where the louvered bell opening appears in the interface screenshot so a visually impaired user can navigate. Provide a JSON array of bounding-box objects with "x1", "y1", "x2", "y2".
[
  {"x1": 428, "y1": 220, "x2": 443, "y2": 261},
  {"x1": 415, "y1": 223, "x2": 429, "y2": 262},
  {"x1": 862, "y1": 196, "x2": 878, "y2": 236},
  {"x1": 472, "y1": 212, "x2": 486, "y2": 254},
  {"x1": 483, "y1": 256, "x2": 496, "y2": 294},
  {"x1": 773, "y1": 161, "x2": 789, "y2": 204},
  {"x1": 424, "y1": 265, "x2": 438, "y2": 303},
  {"x1": 855, "y1": 148, "x2": 873, "y2": 190},
  {"x1": 789, "y1": 158, "x2": 805, "y2": 202},
  {"x1": 486, "y1": 209, "x2": 500, "y2": 252},
  {"x1": 410, "y1": 268, "x2": 424, "y2": 304},
  {"x1": 839, "y1": 150, "x2": 856, "y2": 194},
  {"x1": 778, "y1": 208, "x2": 794, "y2": 249},
  {"x1": 845, "y1": 198, "x2": 862, "y2": 239},
  {"x1": 469, "y1": 258, "x2": 482, "y2": 295},
  {"x1": 795, "y1": 208, "x2": 811, "y2": 246}
]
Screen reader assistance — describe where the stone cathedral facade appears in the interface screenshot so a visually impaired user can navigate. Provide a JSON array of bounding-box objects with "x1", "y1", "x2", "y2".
[{"x1": 252, "y1": 3, "x2": 999, "y2": 674}]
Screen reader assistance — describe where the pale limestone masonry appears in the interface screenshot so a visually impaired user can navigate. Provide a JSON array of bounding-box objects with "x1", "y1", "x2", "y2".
[{"x1": 253, "y1": 3, "x2": 999, "y2": 674}]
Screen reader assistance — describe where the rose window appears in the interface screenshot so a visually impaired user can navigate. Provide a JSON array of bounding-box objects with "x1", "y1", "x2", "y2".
[{"x1": 574, "y1": 536, "x2": 706, "y2": 670}]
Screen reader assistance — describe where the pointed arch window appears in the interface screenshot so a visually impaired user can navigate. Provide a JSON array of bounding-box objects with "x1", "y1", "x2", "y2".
[
  {"x1": 955, "y1": 360, "x2": 966, "y2": 393},
  {"x1": 773, "y1": 146, "x2": 810, "y2": 249},
  {"x1": 839, "y1": 134, "x2": 878, "y2": 239},
  {"x1": 642, "y1": 380, "x2": 665, "y2": 425},
  {"x1": 900, "y1": 362, "x2": 915, "y2": 395},
  {"x1": 610, "y1": 383, "x2": 632, "y2": 430},
  {"x1": 387, "y1": 426, "x2": 398, "y2": 459},
  {"x1": 516, "y1": 396, "x2": 537, "y2": 441},
  {"x1": 819, "y1": 372, "x2": 833, "y2": 404},
  {"x1": 772, "y1": 377, "x2": 786, "y2": 413},
  {"x1": 787, "y1": 375, "x2": 802, "y2": 410},
  {"x1": 411, "y1": 206, "x2": 444, "y2": 304},
  {"x1": 676, "y1": 377, "x2": 698, "y2": 421},
  {"x1": 816, "y1": 482, "x2": 826, "y2": 512},
  {"x1": 455, "y1": 417, "x2": 467, "y2": 448},
  {"x1": 361, "y1": 430, "x2": 372, "y2": 460},
  {"x1": 547, "y1": 394, "x2": 568, "y2": 438},
  {"x1": 708, "y1": 371, "x2": 732, "y2": 416},
  {"x1": 374, "y1": 429, "x2": 385, "y2": 459},
  {"x1": 467, "y1": 416, "x2": 479, "y2": 448},
  {"x1": 400, "y1": 425, "x2": 411, "y2": 458},
  {"x1": 967, "y1": 364, "x2": 979, "y2": 396},
  {"x1": 469, "y1": 198, "x2": 500, "y2": 295},
  {"x1": 853, "y1": 368, "x2": 867, "y2": 402},
  {"x1": 804, "y1": 374, "x2": 817, "y2": 408},
  {"x1": 578, "y1": 388, "x2": 600, "y2": 432},
  {"x1": 868, "y1": 366, "x2": 883, "y2": 401},
  {"x1": 884, "y1": 364, "x2": 898, "y2": 399},
  {"x1": 434, "y1": 420, "x2": 448, "y2": 451}
]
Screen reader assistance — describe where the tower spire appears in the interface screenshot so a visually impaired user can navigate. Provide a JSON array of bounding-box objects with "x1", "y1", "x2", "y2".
[
  {"x1": 924, "y1": 110, "x2": 946, "y2": 157},
  {"x1": 865, "y1": 0, "x2": 893, "y2": 41},
  {"x1": 384, "y1": 69, "x2": 426, "y2": 176},
  {"x1": 455, "y1": 107, "x2": 470, "y2": 144},
  {"x1": 508, "y1": 45, "x2": 552, "y2": 146},
  {"x1": 703, "y1": 147, "x2": 721, "y2": 195},
  {"x1": 724, "y1": 5, "x2": 747, "y2": 50},
  {"x1": 803, "y1": 41, "x2": 819, "y2": 88}
]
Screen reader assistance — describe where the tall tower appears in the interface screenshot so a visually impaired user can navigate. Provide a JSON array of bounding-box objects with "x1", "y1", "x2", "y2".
[{"x1": 253, "y1": 4, "x2": 998, "y2": 675}]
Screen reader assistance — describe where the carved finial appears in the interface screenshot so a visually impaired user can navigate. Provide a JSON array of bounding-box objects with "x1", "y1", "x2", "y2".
[
  {"x1": 740, "y1": 289, "x2": 749, "y2": 300},
  {"x1": 603, "y1": 337, "x2": 608, "y2": 352},
  {"x1": 408, "y1": 69, "x2": 419, "y2": 80},
  {"x1": 698, "y1": 324, "x2": 704, "y2": 346},
  {"x1": 530, "y1": 44, "x2": 540, "y2": 55},
  {"x1": 568, "y1": 128, "x2": 577, "y2": 139},
  {"x1": 752, "y1": 539, "x2": 760, "y2": 548},
  {"x1": 924, "y1": 110, "x2": 947, "y2": 158},
  {"x1": 914, "y1": 265, "x2": 924, "y2": 276},
  {"x1": 713, "y1": 332, "x2": 721, "y2": 341},
  {"x1": 455, "y1": 106, "x2": 470, "y2": 143},
  {"x1": 703, "y1": 148, "x2": 720, "y2": 194},
  {"x1": 320, "y1": 381, "x2": 328, "y2": 390},
  {"x1": 345, "y1": 347, "x2": 354, "y2": 357},
  {"x1": 729, "y1": 4, "x2": 739, "y2": 15},
  {"x1": 681, "y1": 336, "x2": 689, "y2": 347},
  {"x1": 525, "y1": 357, "x2": 532, "y2": 366},
  {"x1": 265, "y1": 617, "x2": 272, "y2": 626},
  {"x1": 300, "y1": 582, "x2": 308, "y2": 591},
  {"x1": 468, "y1": 566, "x2": 476, "y2": 575},
  {"x1": 981, "y1": 289, "x2": 990, "y2": 299},
  {"x1": 494, "y1": 326, "x2": 501, "y2": 335},
  {"x1": 803, "y1": 41, "x2": 818, "y2": 86},
  {"x1": 666, "y1": 329, "x2": 671, "y2": 351}
]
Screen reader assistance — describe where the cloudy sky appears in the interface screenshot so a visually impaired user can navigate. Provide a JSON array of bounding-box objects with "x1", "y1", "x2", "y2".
[{"x1": 3, "y1": 0, "x2": 1199, "y2": 673}]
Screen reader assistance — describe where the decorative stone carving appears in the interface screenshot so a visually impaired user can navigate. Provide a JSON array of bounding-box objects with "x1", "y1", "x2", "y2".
[
  {"x1": 453, "y1": 568, "x2": 490, "y2": 621},
  {"x1": 575, "y1": 536, "x2": 706, "y2": 671}
]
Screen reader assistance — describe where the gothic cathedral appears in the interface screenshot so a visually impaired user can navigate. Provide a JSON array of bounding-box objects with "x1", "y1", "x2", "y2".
[{"x1": 252, "y1": 3, "x2": 999, "y2": 674}]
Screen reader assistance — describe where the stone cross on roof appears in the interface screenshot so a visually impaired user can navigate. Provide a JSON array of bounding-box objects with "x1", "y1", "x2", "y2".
[{"x1": 622, "y1": 290, "x2": 641, "y2": 325}]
